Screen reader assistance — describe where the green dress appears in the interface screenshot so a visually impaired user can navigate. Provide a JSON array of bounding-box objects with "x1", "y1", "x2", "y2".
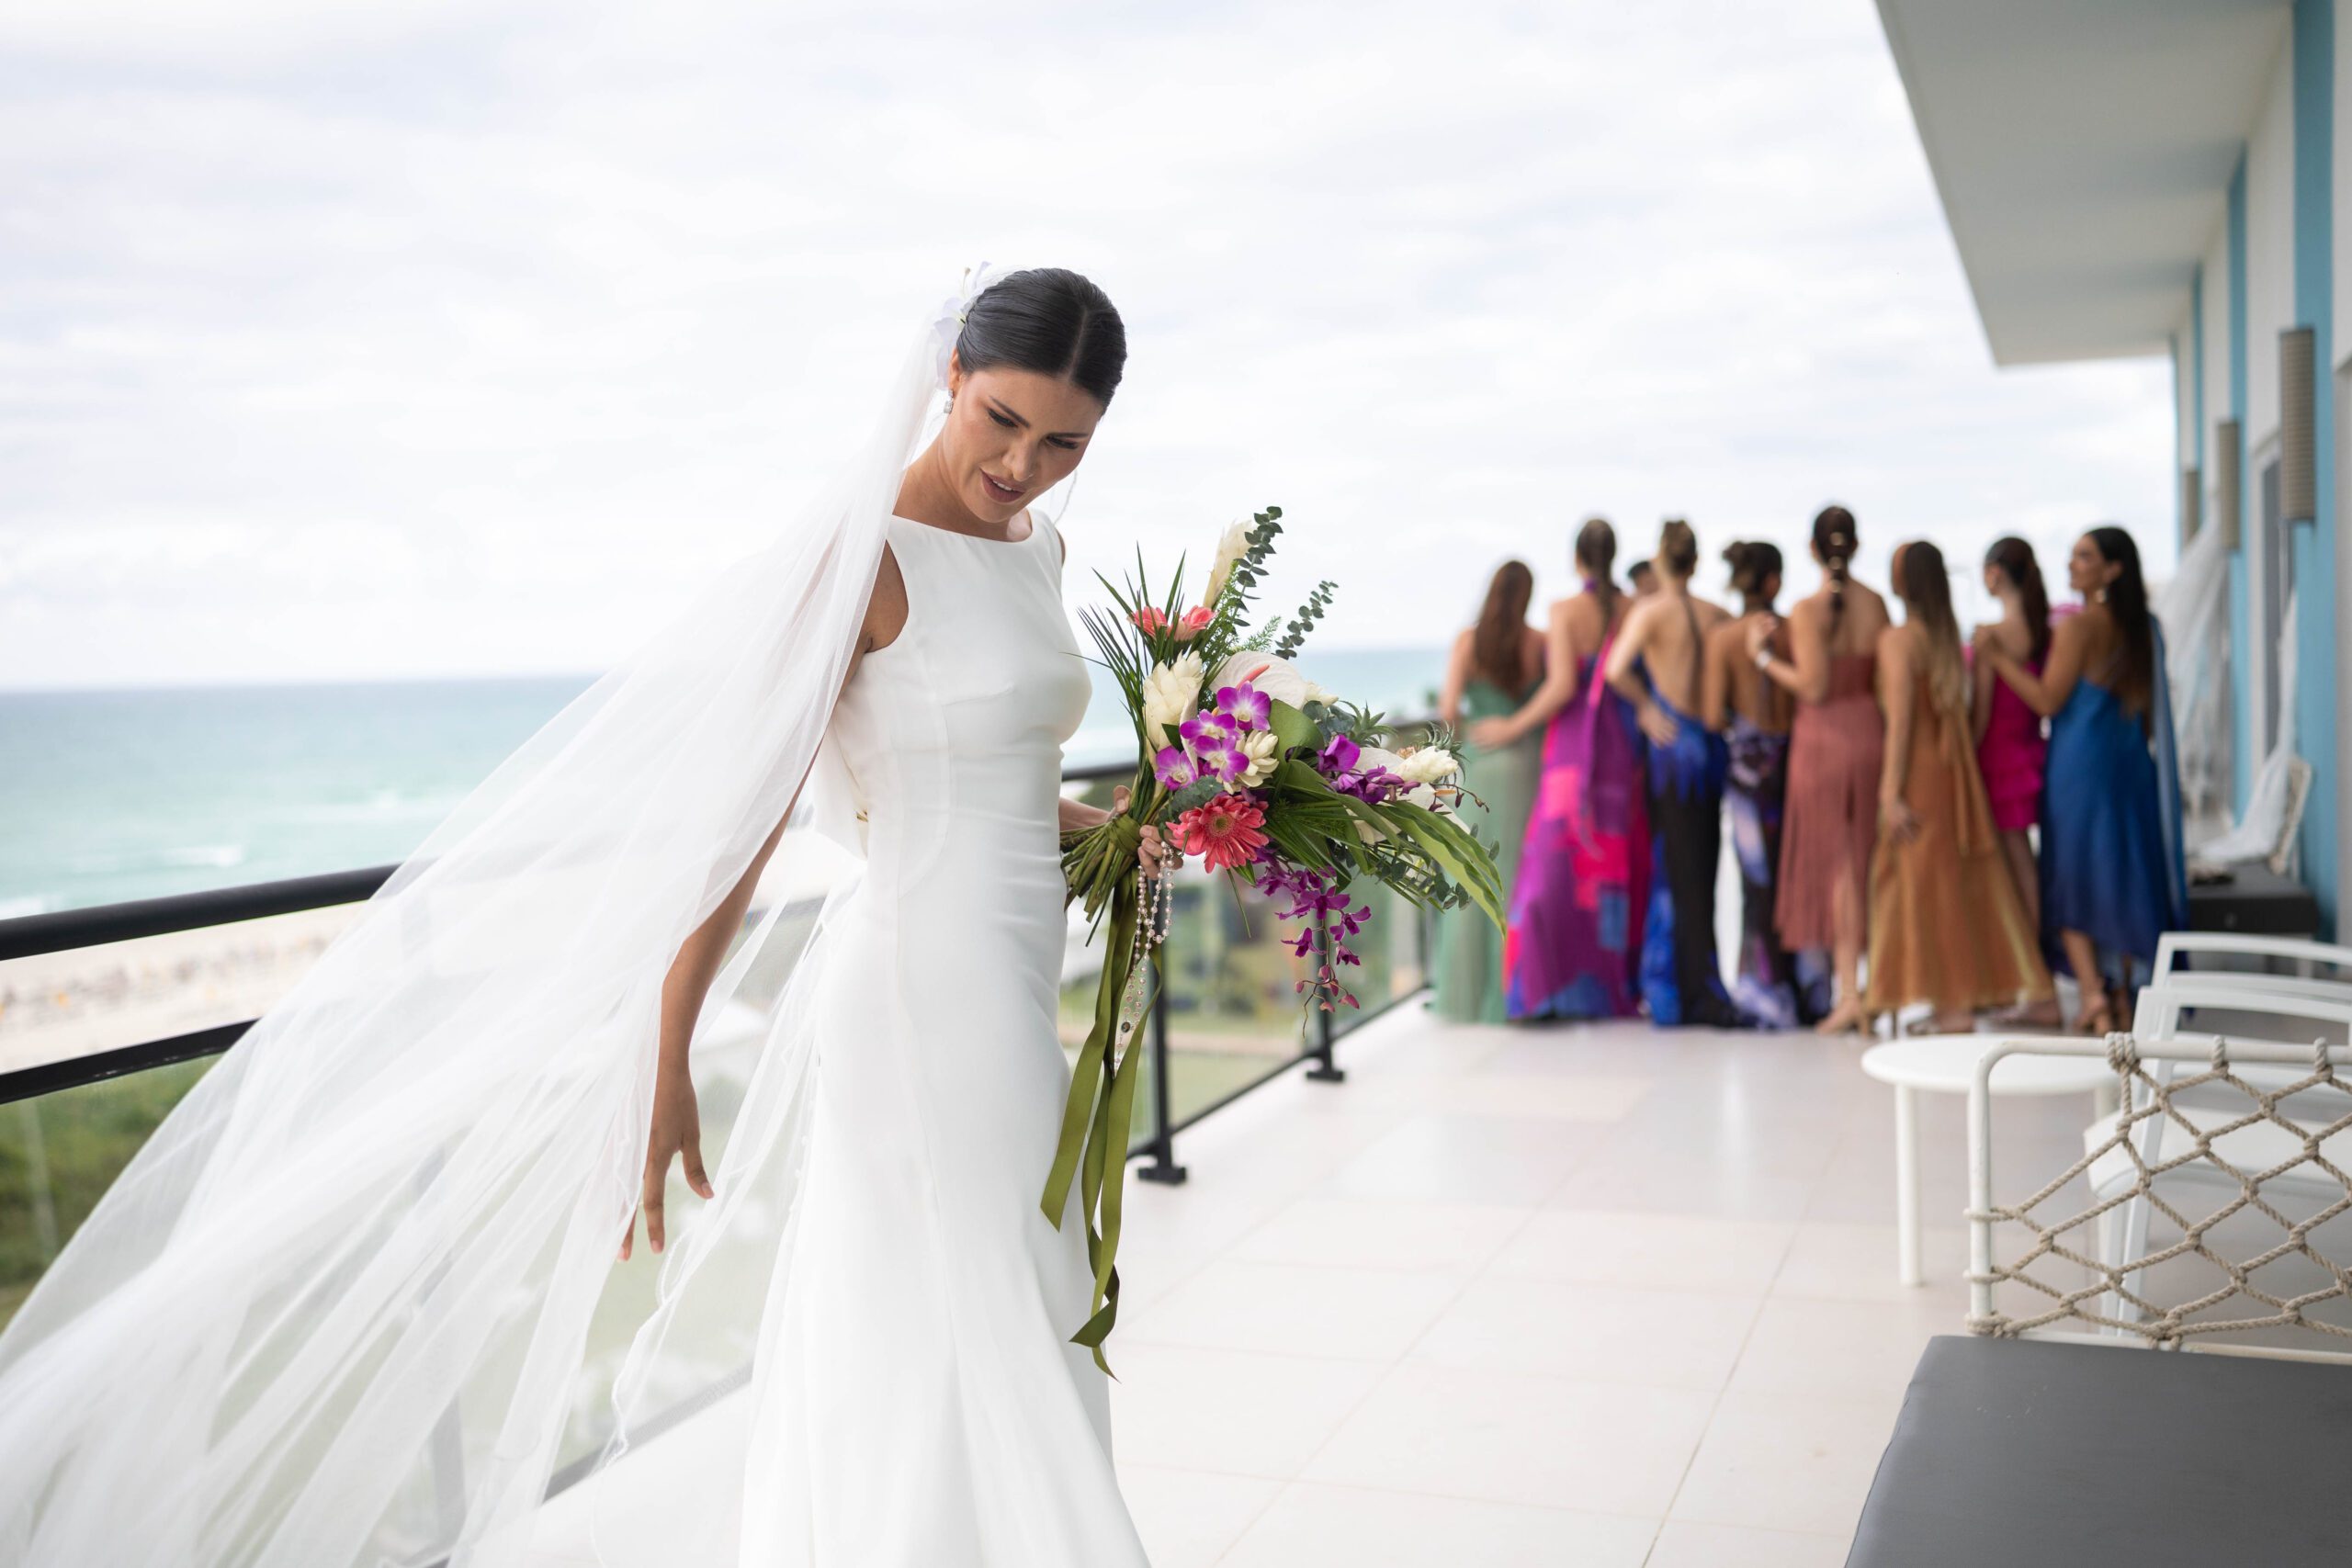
[{"x1": 1430, "y1": 675, "x2": 1544, "y2": 1023}]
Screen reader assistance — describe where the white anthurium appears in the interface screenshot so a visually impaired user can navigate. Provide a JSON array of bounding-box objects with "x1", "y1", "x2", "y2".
[
  {"x1": 1211, "y1": 652, "x2": 1320, "y2": 711},
  {"x1": 1201, "y1": 521, "x2": 1253, "y2": 607},
  {"x1": 1141, "y1": 652, "x2": 1204, "y2": 749}
]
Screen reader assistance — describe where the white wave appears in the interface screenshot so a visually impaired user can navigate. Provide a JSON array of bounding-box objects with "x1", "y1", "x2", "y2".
[
  {"x1": 0, "y1": 895, "x2": 52, "y2": 919},
  {"x1": 159, "y1": 844, "x2": 249, "y2": 869}
]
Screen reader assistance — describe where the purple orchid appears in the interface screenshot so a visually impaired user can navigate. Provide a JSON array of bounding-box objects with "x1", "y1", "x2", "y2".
[
  {"x1": 1193, "y1": 729, "x2": 1249, "y2": 784},
  {"x1": 1214, "y1": 681, "x2": 1271, "y2": 731},
  {"x1": 1180, "y1": 710, "x2": 1234, "y2": 750},
  {"x1": 1256, "y1": 854, "x2": 1374, "y2": 1011},
  {"x1": 1317, "y1": 732, "x2": 1409, "y2": 803},
  {"x1": 1152, "y1": 745, "x2": 1198, "y2": 790},
  {"x1": 1331, "y1": 767, "x2": 1408, "y2": 805}
]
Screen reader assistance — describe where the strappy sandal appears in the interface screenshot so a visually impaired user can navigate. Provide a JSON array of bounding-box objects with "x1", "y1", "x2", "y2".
[
  {"x1": 2072, "y1": 994, "x2": 2117, "y2": 1036},
  {"x1": 1815, "y1": 998, "x2": 1872, "y2": 1037}
]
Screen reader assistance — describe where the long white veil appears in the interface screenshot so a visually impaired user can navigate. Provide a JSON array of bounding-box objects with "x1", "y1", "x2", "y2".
[{"x1": 0, "y1": 285, "x2": 962, "y2": 1566}]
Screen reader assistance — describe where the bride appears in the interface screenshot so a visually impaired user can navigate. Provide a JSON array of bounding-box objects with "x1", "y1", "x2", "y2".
[{"x1": 0, "y1": 267, "x2": 1169, "y2": 1566}]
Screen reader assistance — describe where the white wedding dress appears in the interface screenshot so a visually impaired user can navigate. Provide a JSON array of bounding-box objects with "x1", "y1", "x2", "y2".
[
  {"x1": 0, "y1": 300, "x2": 1149, "y2": 1568},
  {"x1": 736, "y1": 510, "x2": 1148, "y2": 1564}
]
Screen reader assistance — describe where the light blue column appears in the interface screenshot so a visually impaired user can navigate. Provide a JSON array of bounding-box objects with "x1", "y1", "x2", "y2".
[{"x1": 2294, "y1": 0, "x2": 2337, "y2": 930}]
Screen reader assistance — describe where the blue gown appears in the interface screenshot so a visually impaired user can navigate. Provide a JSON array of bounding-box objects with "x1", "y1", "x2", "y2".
[
  {"x1": 1638, "y1": 676, "x2": 1743, "y2": 1028},
  {"x1": 2039, "y1": 626, "x2": 2188, "y2": 981}
]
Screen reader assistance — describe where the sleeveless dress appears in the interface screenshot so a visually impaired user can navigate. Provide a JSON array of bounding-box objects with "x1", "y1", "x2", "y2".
[
  {"x1": 1430, "y1": 671, "x2": 1542, "y2": 1024},
  {"x1": 1974, "y1": 649, "x2": 2046, "y2": 833},
  {"x1": 1776, "y1": 653, "x2": 1883, "y2": 952},
  {"x1": 2039, "y1": 644, "x2": 2188, "y2": 983},
  {"x1": 744, "y1": 513, "x2": 1149, "y2": 1565},
  {"x1": 1725, "y1": 713, "x2": 1830, "y2": 1030},
  {"x1": 1634, "y1": 614, "x2": 1741, "y2": 1029},
  {"x1": 1504, "y1": 618, "x2": 1648, "y2": 1021},
  {"x1": 1862, "y1": 671, "x2": 2052, "y2": 1017}
]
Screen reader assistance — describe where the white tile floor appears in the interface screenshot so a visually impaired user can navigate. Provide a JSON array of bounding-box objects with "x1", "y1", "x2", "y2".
[{"x1": 531, "y1": 1002, "x2": 2098, "y2": 1565}]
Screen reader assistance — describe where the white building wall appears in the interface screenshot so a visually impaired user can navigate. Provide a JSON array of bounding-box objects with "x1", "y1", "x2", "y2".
[{"x1": 2245, "y1": 40, "x2": 2296, "y2": 457}]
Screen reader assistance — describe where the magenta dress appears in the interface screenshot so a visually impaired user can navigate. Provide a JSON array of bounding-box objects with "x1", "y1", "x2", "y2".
[
  {"x1": 1502, "y1": 628, "x2": 1650, "y2": 1021},
  {"x1": 1975, "y1": 651, "x2": 2046, "y2": 832}
]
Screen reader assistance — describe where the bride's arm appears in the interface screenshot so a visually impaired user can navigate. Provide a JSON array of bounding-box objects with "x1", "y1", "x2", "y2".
[{"x1": 623, "y1": 547, "x2": 909, "y2": 1263}]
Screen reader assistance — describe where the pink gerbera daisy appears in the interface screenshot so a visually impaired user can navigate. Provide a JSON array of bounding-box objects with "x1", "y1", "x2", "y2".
[{"x1": 1173, "y1": 794, "x2": 1269, "y2": 873}]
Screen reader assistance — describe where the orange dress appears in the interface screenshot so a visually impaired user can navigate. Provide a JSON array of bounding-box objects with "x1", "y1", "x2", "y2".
[
  {"x1": 1863, "y1": 673, "x2": 2052, "y2": 1015},
  {"x1": 1776, "y1": 653, "x2": 1883, "y2": 951}
]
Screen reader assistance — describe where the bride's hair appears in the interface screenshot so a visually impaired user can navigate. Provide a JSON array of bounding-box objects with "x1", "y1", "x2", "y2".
[{"x1": 956, "y1": 267, "x2": 1128, "y2": 406}]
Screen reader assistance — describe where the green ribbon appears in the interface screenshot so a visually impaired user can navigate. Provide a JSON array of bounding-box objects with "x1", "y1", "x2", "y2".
[{"x1": 1041, "y1": 874, "x2": 1155, "y2": 1374}]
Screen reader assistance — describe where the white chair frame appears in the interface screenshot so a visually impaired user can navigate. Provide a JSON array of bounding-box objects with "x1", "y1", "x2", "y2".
[{"x1": 2154, "y1": 931, "x2": 2352, "y2": 979}]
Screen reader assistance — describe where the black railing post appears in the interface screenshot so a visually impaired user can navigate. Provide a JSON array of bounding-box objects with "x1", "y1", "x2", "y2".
[
  {"x1": 1136, "y1": 947, "x2": 1187, "y2": 1184},
  {"x1": 1305, "y1": 913, "x2": 1345, "y2": 1082}
]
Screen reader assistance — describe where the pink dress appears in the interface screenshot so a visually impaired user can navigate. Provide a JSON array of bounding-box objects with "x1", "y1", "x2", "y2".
[{"x1": 1974, "y1": 649, "x2": 2046, "y2": 832}]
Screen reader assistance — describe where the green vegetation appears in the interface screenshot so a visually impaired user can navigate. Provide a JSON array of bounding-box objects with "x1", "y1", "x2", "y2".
[{"x1": 0, "y1": 1057, "x2": 217, "y2": 1331}]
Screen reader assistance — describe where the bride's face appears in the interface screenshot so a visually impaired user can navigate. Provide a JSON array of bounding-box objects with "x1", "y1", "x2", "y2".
[{"x1": 941, "y1": 356, "x2": 1103, "y2": 522}]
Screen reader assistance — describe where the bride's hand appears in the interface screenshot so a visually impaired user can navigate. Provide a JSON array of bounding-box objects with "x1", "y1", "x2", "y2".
[
  {"x1": 1072, "y1": 785, "x2": 1179, "y2": 877},
  {"x1": 1117, "y1": 787, "x2": 1182, "y2": 877},
  {"x1": 623, "y1": 1070, "x2": 713, "y2": 1261}
]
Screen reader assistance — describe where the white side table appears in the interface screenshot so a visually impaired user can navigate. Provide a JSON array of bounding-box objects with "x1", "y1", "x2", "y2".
[{"x1": 1860, "y1": 1036, "x2": 2119, "y2": 1287}]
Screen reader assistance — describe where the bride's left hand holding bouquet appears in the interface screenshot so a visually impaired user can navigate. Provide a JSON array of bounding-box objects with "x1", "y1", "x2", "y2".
[{"x1": 1047, "y1": 507, "x2": 1506, "y2": 1369}]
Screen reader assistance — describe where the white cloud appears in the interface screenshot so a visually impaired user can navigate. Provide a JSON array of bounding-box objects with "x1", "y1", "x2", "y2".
[{"x1": 0, "y1": 0, "x2": 2175, "y2": 687}]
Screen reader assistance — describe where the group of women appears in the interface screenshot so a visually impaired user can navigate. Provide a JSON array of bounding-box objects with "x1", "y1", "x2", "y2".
[{"x1": 1430, "y1": 507, "x2": 2188, "y2": 1035}]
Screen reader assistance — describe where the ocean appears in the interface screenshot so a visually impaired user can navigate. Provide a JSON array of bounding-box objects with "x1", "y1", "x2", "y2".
[{"x1": 0, "y1": 648, "x2": 1444, "y2": 918}]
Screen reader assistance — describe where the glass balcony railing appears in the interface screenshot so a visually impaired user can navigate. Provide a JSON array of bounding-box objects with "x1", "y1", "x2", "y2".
[{"x1": 0, "y1": 754, "x2": 1431, "y2": 1473}]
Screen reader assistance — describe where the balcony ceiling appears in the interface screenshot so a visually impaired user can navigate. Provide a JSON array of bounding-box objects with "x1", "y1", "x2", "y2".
[{"x1": 1877, "y1": 0, "x2": 2290, "y2": 365}]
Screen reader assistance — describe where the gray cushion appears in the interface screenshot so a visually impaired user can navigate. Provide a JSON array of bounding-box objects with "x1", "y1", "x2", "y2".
[{"x1": 1846, "y1": 1335, "x2": 2352, "y2": 1567}]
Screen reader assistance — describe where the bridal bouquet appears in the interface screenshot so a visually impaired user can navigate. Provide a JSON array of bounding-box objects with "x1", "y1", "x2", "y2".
[{"x1": 1045, "y1": 506, "x2": 1506, "y2": 1366}]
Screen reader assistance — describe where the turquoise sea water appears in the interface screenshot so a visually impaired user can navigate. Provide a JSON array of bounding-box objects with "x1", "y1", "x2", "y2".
[{"x1": 0, "y1": 649, "x2": 1443, "y2": 917}]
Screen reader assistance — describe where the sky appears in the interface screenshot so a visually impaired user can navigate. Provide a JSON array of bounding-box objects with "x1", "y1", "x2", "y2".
[{"x1": 0, "y1": 0, "x2": 2177, "y2": 690}]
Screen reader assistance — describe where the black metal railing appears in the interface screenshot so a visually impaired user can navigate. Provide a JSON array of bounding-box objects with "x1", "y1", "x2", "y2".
[{"x1": 0, "y1": 752, "x2": 1425, "y2": 1128}]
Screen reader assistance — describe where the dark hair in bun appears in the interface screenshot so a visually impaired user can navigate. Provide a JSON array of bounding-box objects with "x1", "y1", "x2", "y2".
[
  {"x1": 955, "y1": 266, "x2": 1127, "y2": 406},
  {"x1": 1724, "y1": 540, "x2": 1782, "y2": 600}
]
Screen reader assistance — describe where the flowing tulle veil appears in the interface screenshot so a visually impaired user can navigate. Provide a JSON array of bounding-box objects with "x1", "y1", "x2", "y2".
[{"x1": 0, "y1": 281, "x2": 982, "y2": 1567}]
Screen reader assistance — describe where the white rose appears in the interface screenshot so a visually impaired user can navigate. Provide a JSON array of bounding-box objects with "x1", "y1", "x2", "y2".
[
  {"x1": 1141, "y1": 652, "x2": 1204, "y2": 749},
  {"x1": 1355, "y1": 745, "x2": 1408, "y2": 775},
  {"x1": 1211, "y1": 652, "x2": 1317, "y2": 711},
  {"x1": 1202, "y1": 521, "x2": 1253, "y2": 607},
  {"x1": 1396, "y1": 746, "x2": 1460, "y2": 784}
]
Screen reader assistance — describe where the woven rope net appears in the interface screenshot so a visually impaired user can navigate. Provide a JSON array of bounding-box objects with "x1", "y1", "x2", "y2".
[{"x1": 1968, "y1": 1033, "x2": 2352, "y2": 1347}]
